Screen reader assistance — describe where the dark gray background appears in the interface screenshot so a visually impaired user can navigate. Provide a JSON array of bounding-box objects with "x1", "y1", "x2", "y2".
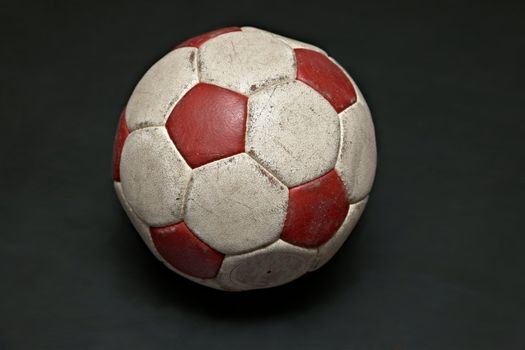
[{"x1": 1, "y1": 0, "x2": 524, "y2": 349}]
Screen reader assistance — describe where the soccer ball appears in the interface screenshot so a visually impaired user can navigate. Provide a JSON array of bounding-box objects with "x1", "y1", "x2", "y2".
[{"x1": 112, "y1": 26, "x2": 376, "y2": 291}]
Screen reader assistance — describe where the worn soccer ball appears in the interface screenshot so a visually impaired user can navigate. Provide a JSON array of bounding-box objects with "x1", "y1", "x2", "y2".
[{"x1": 112, "y1": 26, "x2": 376, "y2": 291}]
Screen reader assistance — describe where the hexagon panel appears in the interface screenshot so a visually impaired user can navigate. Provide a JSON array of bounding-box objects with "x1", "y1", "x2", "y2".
[
  {"x1": 335, "y1": 101, "x2": 377, "y2": 203},
  {"x1": 217, "y1": 240, "x2": 316, "y2": 291},
  {"x1": 198, "y1": 31, "x2": 296, "y2": 94},
  {"x1": 184, "y1": 153, "x2": 288, "y2": 255},
  {"x1": 120, "y1": 127, "x2": 192, "y2": 227},
  {"x1": 246, "y1": 80, "x2": 340, "y2": 187}
]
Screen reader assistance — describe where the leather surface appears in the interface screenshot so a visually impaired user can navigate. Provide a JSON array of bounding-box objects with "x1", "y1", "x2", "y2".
[
  {"x1": 295, "y1": 48, "x2": 357, "y2": 113},
  {"x1": 112, "y1": 27, "x2": 375, "y2": 287},
  {"x1": 150, "y1": 222, "x2": 224, "y2": 279},
  {"x1": 166, "y1": 83, "x2": 247, "y2": 168},
  {"x1": 281, "y1": 170, "x2": 350, "y2": 248},
  {"x1": 3, "y1": 1, "x2": 524, "y2": 348}
]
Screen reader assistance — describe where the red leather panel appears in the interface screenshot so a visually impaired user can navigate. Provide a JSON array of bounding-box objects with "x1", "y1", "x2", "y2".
[
  {"x1": 150, "y1": 222, "x2": 224, "y2": 279},
  {"x1": 281, "y1": 169, "x2": 350, "y2": 247},
  {"x1": 176, "y1": 27, "x2": 241, "y2": 48},
  {"x1": 166, "y1": 83, "x2": 247, "y2": 168},
  {"x1": 112, "y1": 110, "x2": 129, "y2": 182},
  {"x1": 295, "y1": 48, "x2": 357, "y2": 113}
]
